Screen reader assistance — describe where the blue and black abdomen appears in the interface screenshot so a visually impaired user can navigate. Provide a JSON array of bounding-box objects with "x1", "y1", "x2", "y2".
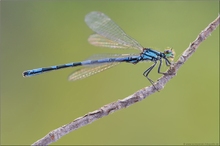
[{"x1": 23, "y1": 62, "x2": 82, "y2": 77}]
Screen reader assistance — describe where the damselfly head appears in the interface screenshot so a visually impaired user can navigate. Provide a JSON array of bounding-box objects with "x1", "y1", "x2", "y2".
[{"x1": 164, "y1": 47, "x2": 175, "y2": 61}]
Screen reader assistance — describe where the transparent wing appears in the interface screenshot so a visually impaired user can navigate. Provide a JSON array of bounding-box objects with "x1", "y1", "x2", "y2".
[
  {"x1": 85, "y1": 11, "x2": 143, "y2": 51},
  {"x1": 85, "y1": 53, "x2": 138, "y2": 60},
  {"x1": 68, "y1": 53, "x2": 138, "y2": 81},
  {"x1": 68, "y1": 63, "x2": 120, "y2": 81},
  {"x1": 88, "y1": 34, "x2": 139, "y2": 49}
]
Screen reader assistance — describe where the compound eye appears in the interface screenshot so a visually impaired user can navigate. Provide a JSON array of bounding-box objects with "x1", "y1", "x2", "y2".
[{"x1": 165, "y1": 50, "x2": 171, "y2": 54}]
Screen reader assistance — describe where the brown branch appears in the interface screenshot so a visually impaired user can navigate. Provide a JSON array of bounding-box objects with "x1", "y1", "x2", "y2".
[{"x1": 32, "y1": 14, "x2": 220, "y2": 146}]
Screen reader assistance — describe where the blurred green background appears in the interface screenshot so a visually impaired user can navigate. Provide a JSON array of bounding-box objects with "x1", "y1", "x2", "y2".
[{"x1": 1, "y1": 1, "x2": 219, "y2": 145}]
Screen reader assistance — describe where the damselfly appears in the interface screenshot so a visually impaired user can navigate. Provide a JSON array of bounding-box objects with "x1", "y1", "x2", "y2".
[{"x1": 23, "y1": 11, "x2": 175, "y2": 89}]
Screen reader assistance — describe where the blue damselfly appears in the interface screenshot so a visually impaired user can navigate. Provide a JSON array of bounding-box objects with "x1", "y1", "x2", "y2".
[{"x1": 23, "y1": 11, "x2": 175, "y2": 89}]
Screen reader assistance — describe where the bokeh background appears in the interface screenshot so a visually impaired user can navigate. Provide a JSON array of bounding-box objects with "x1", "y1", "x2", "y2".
[{"x1": 1, "y1": 1, "x2": 219, "y2": 145}]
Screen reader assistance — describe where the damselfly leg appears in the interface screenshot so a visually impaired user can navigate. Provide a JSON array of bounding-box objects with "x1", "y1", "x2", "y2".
[{"x1": 143, "y1": 60, "x2": 158, "y2": 90}]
